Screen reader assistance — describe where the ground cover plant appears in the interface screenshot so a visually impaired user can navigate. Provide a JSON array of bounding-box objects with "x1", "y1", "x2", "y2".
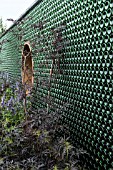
[{"x1": 0, "y1": 72, "x2": 87, "y2": 170}]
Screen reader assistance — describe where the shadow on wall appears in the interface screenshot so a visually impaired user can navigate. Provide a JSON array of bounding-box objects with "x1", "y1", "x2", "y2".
[{"x1": 22, "y1": 41, "x2": 34, "y2": 95}]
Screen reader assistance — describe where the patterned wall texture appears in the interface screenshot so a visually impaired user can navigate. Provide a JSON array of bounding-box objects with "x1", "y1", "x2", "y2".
[{"x1": 0, "y1": 0, "x2": 112, "y2": 169}]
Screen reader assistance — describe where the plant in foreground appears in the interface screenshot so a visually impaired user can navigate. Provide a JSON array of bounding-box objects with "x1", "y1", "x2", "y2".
[{"x1": 0, "y1": 73, "x2": 87, "y2": 169}]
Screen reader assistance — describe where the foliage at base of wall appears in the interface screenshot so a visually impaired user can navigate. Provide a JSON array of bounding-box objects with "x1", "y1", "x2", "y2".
[{"x1": 0, "y1": 72, "x2": 87, "y2": 170}]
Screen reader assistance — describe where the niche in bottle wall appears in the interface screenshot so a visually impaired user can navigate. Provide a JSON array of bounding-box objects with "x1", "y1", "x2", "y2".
[{"x1": 22, "y1": 41, "x2": 34, "y2": 95}]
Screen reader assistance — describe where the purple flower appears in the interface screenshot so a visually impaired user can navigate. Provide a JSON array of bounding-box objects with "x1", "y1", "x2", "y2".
[
  {"x1": 7, "y1": 96, "x2": 14, "y2": 110},
  {"x1": 1, "y1": 94, "x2": 5, "y2": 108},
  {"x1": 6, "y1": 73, "x2": 9, "y2": 83},
  {"x1": 16, "y1": 81, "x2": 19, "y2": 90},
  {"x1": 1, "y1": 84, "x2": 4, "y2": 91}
]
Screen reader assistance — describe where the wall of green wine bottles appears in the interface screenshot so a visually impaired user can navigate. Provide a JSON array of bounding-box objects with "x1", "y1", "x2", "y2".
[{"x1": 0, "y1": 0, "x2": 112, "y2": 169}]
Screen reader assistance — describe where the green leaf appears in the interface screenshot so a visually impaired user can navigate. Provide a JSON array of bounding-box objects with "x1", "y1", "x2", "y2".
[
  {"x1": 4, "y1": 137, "x2": 13, "y2": 144},
  {"x1": 0, "y1": 157, "x2": 4, "y2": 165},
  {"x1": 53, "y1": 165, "x2": 58, "y2": 170}
]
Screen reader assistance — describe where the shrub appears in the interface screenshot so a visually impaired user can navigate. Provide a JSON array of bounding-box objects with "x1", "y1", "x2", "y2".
[{"x1": 0, "y1": 72, "x2": 87, "y2": 170}]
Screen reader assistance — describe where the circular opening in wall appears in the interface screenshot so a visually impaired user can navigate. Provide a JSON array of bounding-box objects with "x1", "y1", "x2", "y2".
[{"x1": 22, "y1": 41, "x2": 34, "y2": 95}]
